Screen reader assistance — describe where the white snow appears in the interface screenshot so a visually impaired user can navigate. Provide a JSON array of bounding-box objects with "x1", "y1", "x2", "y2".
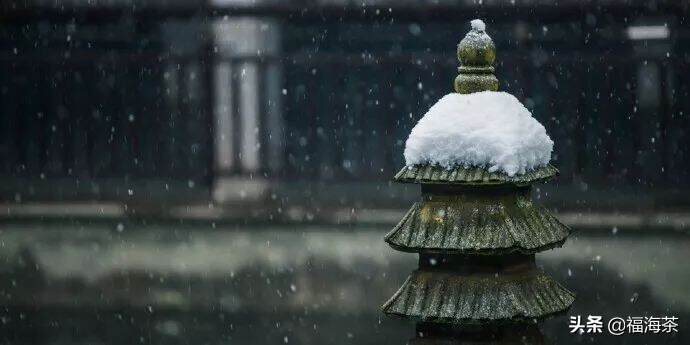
[
  {"x1": 403, "y1": 91, "x2": 553, "y2": 176},
  {"x1": 471, "y1": 19, "x2": 486, "y2": 32}
]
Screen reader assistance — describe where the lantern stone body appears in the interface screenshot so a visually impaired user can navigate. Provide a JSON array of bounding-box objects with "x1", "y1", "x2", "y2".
[
  {"x1": 382, "y1": 21, "x2": 574, "y2": 327},
  {"x1": 409, "y1": 322, "x2": 546, "y2": 345}
]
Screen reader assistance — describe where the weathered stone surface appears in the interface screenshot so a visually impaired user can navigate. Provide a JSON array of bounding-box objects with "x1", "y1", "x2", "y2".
[
  {"x1": 382, "y1": 268, "x2": 574, "y2": 323},
  {"x1": 385, "y1": 191, "x2": 569, "y2": 254},
  {"x1": 454, "y1": 19, "x2": 499, "y2": 94},
  {"x1": 394, "y1": 164, "x2": 558, "y2": 186}
]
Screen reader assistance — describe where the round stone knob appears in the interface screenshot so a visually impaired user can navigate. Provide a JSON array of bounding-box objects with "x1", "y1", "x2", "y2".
[
  {"x1": 457, "y1": 19, "x2": 496, "y2": 66},
  {"x1": 454, "y1": 19, "x2": 499, "y2": 94}
]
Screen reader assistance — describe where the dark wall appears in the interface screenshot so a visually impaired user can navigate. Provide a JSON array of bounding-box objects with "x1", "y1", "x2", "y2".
[
  {"x1": 0, "y1": 18, "x2": 214, "y2": 201},
  {"x1": 1, "y1": 5, "x2": 689, "y2": 203}
]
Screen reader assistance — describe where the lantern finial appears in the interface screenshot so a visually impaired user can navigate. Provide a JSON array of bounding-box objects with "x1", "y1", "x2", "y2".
[{"x1": 454, "y1": 19, "x2": 499, "y2": 94}]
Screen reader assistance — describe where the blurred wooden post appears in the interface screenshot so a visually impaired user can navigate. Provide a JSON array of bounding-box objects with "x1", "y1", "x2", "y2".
[{"x1": 210, "y1": 17, "x2": 283, "y2": 203}]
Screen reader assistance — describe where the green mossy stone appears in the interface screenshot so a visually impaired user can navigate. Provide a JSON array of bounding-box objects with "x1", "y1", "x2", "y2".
[
  {"x1": 454, "y1": 19, "x2": 498, "y2": 94},
  {"x1": 385, "y1": 191, "x2": 569, "y2": 254},
  {"x1": 457, "y1": 29, "x2": 496, "y2": 67},
  {"x1": 454, "y1": 73, "x2": 499, "y2": 94},
  {"x1": 382, "y1": 269, "x2": 574, "y2": 323},
  {"x1": 394, "y1": 164, "x2": 559, "y2": 186}
]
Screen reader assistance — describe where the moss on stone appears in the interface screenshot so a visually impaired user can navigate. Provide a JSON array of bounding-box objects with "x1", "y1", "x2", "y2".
[
  {"x1": 394, "y1": 164, "x2": 559, "y2": 186},
  {"x1": 385, "y1": 190, "x2": 569, "y2": 254},
  {"x1": 382, "y1": 269, "x2": 574, "y2": 323}
]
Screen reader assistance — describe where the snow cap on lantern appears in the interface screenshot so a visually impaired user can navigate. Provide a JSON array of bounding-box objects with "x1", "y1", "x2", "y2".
[
  {"x1": 403, "y1": 92, "x2": 554, "y2": 177},
  {"x1": 401, "y1": 19, "x2": 555, "y2": 179}
]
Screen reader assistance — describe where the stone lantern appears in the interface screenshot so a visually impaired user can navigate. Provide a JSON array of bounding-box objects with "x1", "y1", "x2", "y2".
[{"x1": 382, "y1": 20, "x2": 574, "y2": 336}]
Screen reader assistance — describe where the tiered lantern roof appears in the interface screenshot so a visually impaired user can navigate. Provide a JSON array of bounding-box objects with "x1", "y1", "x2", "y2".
[{"x1": 382, "y1": 19, "x2": 574, "y2": 326}]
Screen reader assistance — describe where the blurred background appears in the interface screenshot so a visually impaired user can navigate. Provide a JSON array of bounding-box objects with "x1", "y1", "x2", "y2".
[{"x1": 0, "y1": 0, "x2": 689, "y2": 344}]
